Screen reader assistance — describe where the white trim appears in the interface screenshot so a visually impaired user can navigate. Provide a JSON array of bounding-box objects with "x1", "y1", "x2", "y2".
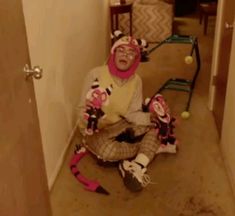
[{"x1": 208, "y1": 0, "x2": 224, "y2": 110}]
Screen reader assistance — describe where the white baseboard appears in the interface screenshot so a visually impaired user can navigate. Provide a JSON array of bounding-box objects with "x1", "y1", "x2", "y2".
[{"x1": 48, "y1": 121, "x2": 79, "y2": 190}]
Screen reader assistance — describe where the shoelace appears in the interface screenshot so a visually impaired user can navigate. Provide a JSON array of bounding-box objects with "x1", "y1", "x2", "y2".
[
  {"x1": 142, "y1": 174, "x2": 151, "y2": 187},
  {"x1": 128, "y1": 164, "x2": 151, "y2": 187},
  {"x1": 138, "y1": 172, "x2": 158, "y2": 187}
]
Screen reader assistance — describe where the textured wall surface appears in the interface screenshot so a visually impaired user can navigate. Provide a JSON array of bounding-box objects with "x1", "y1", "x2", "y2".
[{"x1": 22, "y1": 0, "x2": 110, "y2": 188}]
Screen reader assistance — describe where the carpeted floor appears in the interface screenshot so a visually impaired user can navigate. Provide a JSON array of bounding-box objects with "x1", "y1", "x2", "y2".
[{"x1": 50, "y1": 13, "x2": 235, "y2": 216}]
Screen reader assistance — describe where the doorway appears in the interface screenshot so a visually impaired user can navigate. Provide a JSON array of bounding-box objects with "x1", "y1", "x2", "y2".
[{"x1": 210, "y1": 0, "x2": 235, "y2": 136}]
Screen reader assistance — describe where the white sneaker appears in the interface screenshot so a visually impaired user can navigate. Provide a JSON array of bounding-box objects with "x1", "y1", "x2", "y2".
[
  {"x1": 156, "y1": 143, "x2": 177, "y2": 154},
  {"x1": 119, "y1": 160, "x2": 150, "y2": 192}
]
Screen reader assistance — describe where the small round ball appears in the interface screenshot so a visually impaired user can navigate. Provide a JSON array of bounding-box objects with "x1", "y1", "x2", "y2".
[
  {"x1": 184, "y1": 56, "x2": 193, "y2": 64},
  {"x1": 181, "y1": 111, "x2": 190, "y2": 119}
]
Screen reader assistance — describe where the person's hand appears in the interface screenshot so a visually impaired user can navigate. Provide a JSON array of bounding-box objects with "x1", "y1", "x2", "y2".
[
  {"x1": 150, "y1": 112, "x2": 158, "y2": 123},
  {"x1": 85, "y1": 99, "x2": 94, "y2": 109}
]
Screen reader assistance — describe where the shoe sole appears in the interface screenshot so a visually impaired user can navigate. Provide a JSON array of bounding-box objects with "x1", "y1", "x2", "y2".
[{"x1": 118, "y1": 163, "x2": 143, "y2": 192}]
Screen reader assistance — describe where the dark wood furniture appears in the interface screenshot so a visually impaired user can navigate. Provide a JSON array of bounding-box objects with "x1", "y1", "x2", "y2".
[
  {"x1": 199, "y1": 2, "x2": 217, "y2": 35},
  {"x1": 175, "y1": 0, "x2": 197, "y2": 16},
  {"x1": 110, "y1": 2, "x2": 133, "y2": 36}
]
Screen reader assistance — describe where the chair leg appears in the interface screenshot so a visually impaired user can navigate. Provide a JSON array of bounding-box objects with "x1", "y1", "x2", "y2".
[
  {"x1": 199, "y1": 10, "x2": 203, "y2": 24},
  {"x1": 204, "y1": 14, "x2": 208, "y2": 35}
]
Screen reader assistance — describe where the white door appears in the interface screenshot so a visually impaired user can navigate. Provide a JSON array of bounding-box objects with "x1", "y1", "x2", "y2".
[{"x1": 0, "y1": 1, "x2": 51, "y2": 215}]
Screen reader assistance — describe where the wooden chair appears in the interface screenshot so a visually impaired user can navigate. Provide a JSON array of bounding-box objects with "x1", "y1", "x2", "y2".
[{"x1": 199, "y1": 2, "x2": 217, "y2": 35}]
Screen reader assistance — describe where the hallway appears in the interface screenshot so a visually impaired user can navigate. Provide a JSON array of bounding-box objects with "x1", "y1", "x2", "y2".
[{"x1": 50, "y1": 13, "x2": 235, "y2": 215}]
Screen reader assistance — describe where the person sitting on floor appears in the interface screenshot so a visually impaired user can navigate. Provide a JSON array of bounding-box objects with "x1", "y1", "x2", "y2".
[{"x1": 77, "y1": 34, "x2": 176, "y2": 192}]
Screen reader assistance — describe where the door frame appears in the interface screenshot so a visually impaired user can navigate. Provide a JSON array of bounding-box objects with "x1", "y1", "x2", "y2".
[
  {"x1": 208, "y1": 0, "x2": 224, "y2": 110},
  {"x1": 208, "y1": 0, "x2": 235, "y2": 135},
  {"x1": 208, "y1": 0, "x2": 235, "y2": 195}
]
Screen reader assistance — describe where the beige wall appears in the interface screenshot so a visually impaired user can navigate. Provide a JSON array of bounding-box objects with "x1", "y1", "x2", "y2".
[
  {"x1": 22, "y1": 0, "x2": 110, "y2": 188},
  {"x1": 221, "y1": 23, "x2": 235, "y2": 193},
  {"x1": 208, "y1": 0, "x2": 235, "y2": 193}
]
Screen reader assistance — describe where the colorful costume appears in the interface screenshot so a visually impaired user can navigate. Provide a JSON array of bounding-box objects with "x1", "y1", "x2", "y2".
[
  {"x1": 74, "y1": 32, "x2": 176, "y2": 193},
  {"x1": 77, "y1": 65, "x2": 158, "y2": 161},
  {"x1": 146, "y1": 94, "x2": 177, "y2": 154},
  {"x1": 84, "y1": 78, "x2": 113, "y2": 135}
]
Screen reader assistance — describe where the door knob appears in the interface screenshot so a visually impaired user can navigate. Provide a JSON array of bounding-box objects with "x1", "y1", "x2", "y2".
[
  {"x1": 23, "y1": 64, "x2": 43, "y2": 80},
  {"x1": 225, "y1": 22, "x2": 234, "y2": 29}
]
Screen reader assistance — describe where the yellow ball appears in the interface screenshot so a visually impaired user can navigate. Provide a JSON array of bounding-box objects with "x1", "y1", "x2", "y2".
[
  {"x1": 181, "y1": 111, "x2": 190, "y2": 119},
  {"x1": 184, "y1": 56, "x2": 193, "y2": 64}
]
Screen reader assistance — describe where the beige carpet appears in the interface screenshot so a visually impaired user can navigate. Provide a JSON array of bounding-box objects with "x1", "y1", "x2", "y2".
[{"x1": 50, "y1": 13, "x2": 235, "y2": 216}]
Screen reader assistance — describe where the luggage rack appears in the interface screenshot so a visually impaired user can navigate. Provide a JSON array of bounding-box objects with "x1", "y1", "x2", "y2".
[{"x1": 142, "y1": 34, "x2": 201, "y2": 119}]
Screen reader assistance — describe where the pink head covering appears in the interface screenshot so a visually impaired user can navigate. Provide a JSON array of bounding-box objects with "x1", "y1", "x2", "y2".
[{"x1": 107, "y1": 36, "x2": 141, "y2": 79}]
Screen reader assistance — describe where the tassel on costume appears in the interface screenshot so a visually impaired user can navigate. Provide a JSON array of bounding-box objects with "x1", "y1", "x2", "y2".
[{"x1": 69, "y1": 145, "x2": 109, "y2": 195}]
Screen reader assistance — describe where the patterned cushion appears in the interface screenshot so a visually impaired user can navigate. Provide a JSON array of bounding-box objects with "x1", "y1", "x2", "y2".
[
  {"x1": 140, "y1": 0, "x2": 163, "y2": 4},
  {"x1": 119, "y1": 1, "x2": 173, "y2": 42},
  {"x1": 140, "y1": 0, "x2": 175, "y2": 4}
]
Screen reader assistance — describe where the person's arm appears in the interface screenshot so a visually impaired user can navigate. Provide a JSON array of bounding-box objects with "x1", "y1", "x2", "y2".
[
  {"x1": 76, "y1": 68, "x2": 98, "y2": 123},
  {"x1": 124, "y1": 75, "x2": 151, "y2": 126}
]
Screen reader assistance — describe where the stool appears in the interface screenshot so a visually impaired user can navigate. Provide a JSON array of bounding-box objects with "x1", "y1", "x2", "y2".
[
  {"x1": 199, "y1": 2, "x2": 217, "y2": 35},
  {"x1": 110, "y1": 2, "x2": 133, "y2": 43}
]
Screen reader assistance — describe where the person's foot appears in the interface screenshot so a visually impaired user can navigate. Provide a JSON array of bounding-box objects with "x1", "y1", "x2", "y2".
[
  {"x1": 119, "y1": 160, "x2": 150, "y2": 192},
  {"x1": 156, "y1": 143, "x2": 177, "y2": 154}
]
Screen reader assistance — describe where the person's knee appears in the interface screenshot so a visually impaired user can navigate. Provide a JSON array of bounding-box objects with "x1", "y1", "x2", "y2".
[{"x1": 96, "y1": 142, "x2": 119, "y2": 161}]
